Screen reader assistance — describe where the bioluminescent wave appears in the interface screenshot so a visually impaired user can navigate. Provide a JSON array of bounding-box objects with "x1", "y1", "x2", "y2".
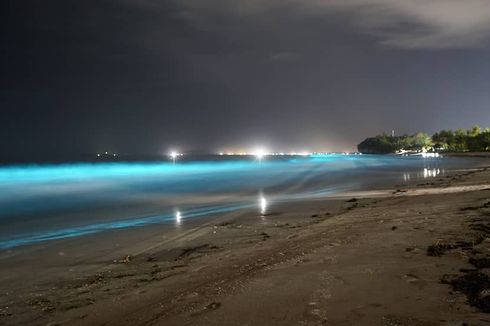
[{"x1": 0, "y1": 155, "x2": 485, "y2": 249}]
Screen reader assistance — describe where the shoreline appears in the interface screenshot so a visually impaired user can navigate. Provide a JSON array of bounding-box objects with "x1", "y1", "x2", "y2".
[
  {"x1": 2, "y1": 165, "x2": 490, "y2": 325},
  {"x1": 444, "y1": 152, "x2": 490, "y2": 158}
]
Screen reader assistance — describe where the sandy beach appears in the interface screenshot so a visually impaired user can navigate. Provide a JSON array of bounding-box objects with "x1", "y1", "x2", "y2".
[
  {"x1": 2, "y1": 165, "x2": 490, "y2": 325},
  {"x1": 5, "y1": 0, "x2": 490, "y2": 324}
]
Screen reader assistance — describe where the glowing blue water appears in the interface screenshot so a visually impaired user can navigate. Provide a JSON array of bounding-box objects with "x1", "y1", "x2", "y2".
[{"x1": 0, "y1": 155, "x2": 484, "y2": 249}]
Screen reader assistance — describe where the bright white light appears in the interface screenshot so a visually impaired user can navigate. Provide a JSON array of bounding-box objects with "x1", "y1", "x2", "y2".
[
  {"x1": 423, "y1": 168, "x2": 441, "y2": 178},
  {"x1": 169, "y1": 151, "x2": 182, "y2": 163},
  {"x1": 259, "y1": 196, "x2": 267, "y2": 215},
  {"x1": 175, "y1": 210, "x2": 182, "y2": 225},
  {"x1": 253, "y1": 148, "x2": 267, "y2": 160}
]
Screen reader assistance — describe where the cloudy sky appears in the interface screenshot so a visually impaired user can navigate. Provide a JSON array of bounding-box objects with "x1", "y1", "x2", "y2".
[{"x1": 2, "y1": 0, "x2": 490, "y2": 159}]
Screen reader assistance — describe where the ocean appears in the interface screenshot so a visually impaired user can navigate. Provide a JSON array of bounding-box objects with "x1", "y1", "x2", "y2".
[{"x1": 0, "y1": 154, "x2": 485, "y2": 249}]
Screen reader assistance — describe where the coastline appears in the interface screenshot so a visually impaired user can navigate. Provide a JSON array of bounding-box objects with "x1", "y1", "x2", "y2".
[
  {"x1": 2, "y1": 165, "x2": 490, "y2": 325},
  {"x1": 444, "y1": 152, "x2": 490, "y2": 158}
]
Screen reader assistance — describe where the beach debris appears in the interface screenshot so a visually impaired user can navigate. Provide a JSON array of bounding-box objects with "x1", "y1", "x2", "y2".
[
  {"x1": 469, "y1": 257, "x2": 490, "y2": 269},
  {"x1": 260, "y1": 232, "x2": 270, "y2": 241},
  {"x1": 28, "y1": 297, "x2": 55, "y2": 313},
  {"x1": 393, "y1": 189, "x2": 407, "y2": 194},
  {"x1": 0, "y1": 307, "x2": 12, "y2": 317},
  {"x1": 205, "y1": 302, "x2": 221, "y2": 310},
  {"x1": 113, "y1": 255, "x2": 132, "y2": 264},
  {"x1": 391, "y1": 226, "x2": 397, "y2": 231},
  {"x1": 426, "y1": 243, "x2": 456, "y2": 257},
  {"x1": 426, "y1": 238, "x2": 480, "y2": 257},
  {"x1": 442, "y1": 271, "x2": 490, "y2": 313},
  {"x1": 346, "y1": 198, "x2": 357, "y2": 203},
  {"x1": 88, "y1": 272, "x2": 105, "y2": 285},
  {"x1": 461, "y1": 206, "x2": 480, "y2": 211}
]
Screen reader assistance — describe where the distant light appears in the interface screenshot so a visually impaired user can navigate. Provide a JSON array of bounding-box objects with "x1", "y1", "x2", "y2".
[
  {"x1": 169, "y1": 151, "x2": 182, "y2": 164},
  {"x1": 422, "y1": 152, "x2": 439, "y2": 158},
  {"x1": 97, "y1": 153, "x2": 101, "y2": 157},
  {"x1": 253, "y1": 148, "x2": 267, "y2": 160},
  {"x1": 105, "y1": 152, "x2": 108, "y2": 155}
]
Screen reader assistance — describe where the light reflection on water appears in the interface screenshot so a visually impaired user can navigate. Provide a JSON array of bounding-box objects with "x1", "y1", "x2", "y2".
[
  {"x1": 175, "y1": 210, "x2": 182, "y2": 226},
  {"x1": 259, "y1": 195, "x2": 268, "y2": 216},
  {"x1": 423, "y1": 168, "x2": 442, "y2": 178},
  {"x1": 403, "y1": 168, "x2": 444, "y2": 181},
  {"x1": 0, "y1": 155, "x2": 485, "y2": 249}
]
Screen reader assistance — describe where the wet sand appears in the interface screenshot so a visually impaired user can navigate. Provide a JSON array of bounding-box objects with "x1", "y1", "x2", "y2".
[{"x1": 2, "y1": 166, "x2": 490, "y2": 325}]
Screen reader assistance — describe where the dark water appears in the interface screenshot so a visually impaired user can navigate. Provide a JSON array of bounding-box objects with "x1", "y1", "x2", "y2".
[{"x1": 0, "y1": 154, "x2": 485, "y2": 249}]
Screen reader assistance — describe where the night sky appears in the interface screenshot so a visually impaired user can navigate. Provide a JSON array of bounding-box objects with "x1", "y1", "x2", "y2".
[{"x1": 2, "y1": 0, "x2": 490, "y2": 161}]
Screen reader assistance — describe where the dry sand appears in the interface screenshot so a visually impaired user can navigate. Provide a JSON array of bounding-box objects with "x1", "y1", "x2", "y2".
[{"x1": 2, "y1": 166, "x2": 490, "y2": 325}]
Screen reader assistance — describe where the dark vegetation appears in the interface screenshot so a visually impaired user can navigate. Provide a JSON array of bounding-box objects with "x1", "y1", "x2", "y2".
[{"x1": 358, "y1": 125, "x2": 490, "y2": 154}]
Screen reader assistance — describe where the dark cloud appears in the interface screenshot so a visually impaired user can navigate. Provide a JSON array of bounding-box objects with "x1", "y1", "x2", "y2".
[
  {"x1": 174, "y1": 0, "x2": 490, "y2": 49},
  {"x1": 1, "y1": 0, "x2": 490, "y2": 161},
  {"x1": 315, "y1": 0, "x2": 490, "y2": 49}
]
